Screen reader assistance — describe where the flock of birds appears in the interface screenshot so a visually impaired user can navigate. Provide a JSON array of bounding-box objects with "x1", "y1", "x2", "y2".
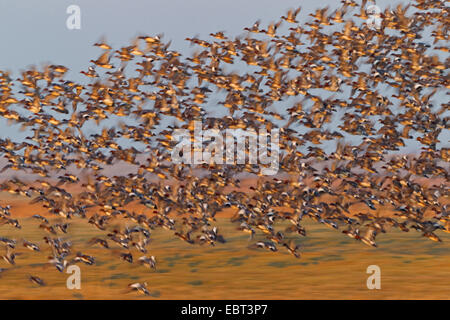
[{"x1": 0, "y1": 0, "x2": 449, "y2": 296}]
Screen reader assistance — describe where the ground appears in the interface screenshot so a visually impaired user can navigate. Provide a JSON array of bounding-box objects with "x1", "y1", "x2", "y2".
[{"x1": 0, "y1": 195, "x2": 449, "y2": 300}]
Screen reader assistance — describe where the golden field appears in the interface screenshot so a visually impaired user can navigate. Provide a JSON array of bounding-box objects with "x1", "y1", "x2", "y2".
[{"x1": 0, "y1": 195, "x2": 449, "y2": 300}]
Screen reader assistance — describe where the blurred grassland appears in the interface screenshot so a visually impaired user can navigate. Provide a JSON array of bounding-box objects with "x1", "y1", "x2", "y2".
[{"x1": 0, "y1": 214, "x2": 449, "y2": 300}]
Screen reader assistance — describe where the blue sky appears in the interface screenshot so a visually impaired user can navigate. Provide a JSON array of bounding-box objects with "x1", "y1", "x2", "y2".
[
  {"x1": 0, "y1": 0, "x2": 447, "y2": 153},
  {"x1": 0, "y1": 0, "x2": 410, "y2": 73}
]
